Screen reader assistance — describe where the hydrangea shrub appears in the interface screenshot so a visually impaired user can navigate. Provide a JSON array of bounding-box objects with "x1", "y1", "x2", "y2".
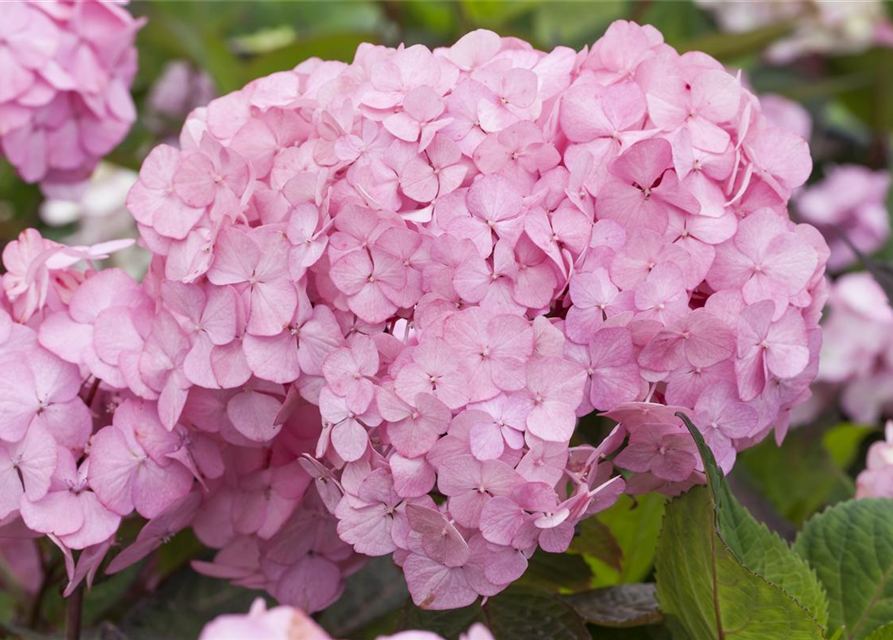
[{"x1": 0, "y1": 20, "x2": 828, "y2": 613}]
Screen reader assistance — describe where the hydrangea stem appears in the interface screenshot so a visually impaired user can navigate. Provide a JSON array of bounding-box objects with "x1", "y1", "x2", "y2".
[{"x1": 65, "y1": 585, "x2": 84, "y2": 640}]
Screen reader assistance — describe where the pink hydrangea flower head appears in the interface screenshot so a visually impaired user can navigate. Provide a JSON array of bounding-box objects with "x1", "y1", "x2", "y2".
[{"x1": 2, "y1": 20, "x2": 827, "y2": 613}]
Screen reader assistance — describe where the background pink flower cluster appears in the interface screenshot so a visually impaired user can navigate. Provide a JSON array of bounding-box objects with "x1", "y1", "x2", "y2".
[
  {"x1": 0, "y1": 20, "x2": 828, "y2": 614},
  {"x1": 0, "y1": 0, "x2": 142, "y2": 192},
  {"x1": 796, "y1": 272, "x2": 893, "y2": 425}
]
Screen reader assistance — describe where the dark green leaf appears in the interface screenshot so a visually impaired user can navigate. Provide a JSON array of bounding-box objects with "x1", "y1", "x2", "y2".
[
  {"x1": 866, "y1": 622, "x2": 893, "y2": 640},
  {"x1": 562, "y1": 583, "x2": 662, "y2": 628},
  {"x1": 517, "y1": 549, "x2": 593, "y2": 593},
  {"x1": 116, "y1": 568, "x2": 264, "y2": 640},
  {"x1": 795, "y1": 499, "x2": 893, "y2": 640},
  {"x1": 486, "y1": 586, "x2": 590, "y2": 640},
  {"x1": 397, "y1": 586, "x2": 589, "y2": 640},
  {"x1": 571, "y1": 517, "x2": 623, "y2": 573},
  {"x1": 318, "y1": 557, "x2": 408, "y2": 638},
  {"x1": 398, "y1": 600, "x2": 482, "y2": 640}
]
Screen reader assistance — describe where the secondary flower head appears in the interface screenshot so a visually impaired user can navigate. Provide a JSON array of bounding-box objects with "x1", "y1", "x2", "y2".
[
  {"x1": 796, "y1": 165, "x2": 891, "y2": 271},
  {"x1": 0, "y1": 0, "x2": 143, "y2": 191}
]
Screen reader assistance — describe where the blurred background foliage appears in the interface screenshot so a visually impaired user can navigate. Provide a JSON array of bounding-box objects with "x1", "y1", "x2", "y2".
[{"x1": 2, "y1": 2, "x2": 893, "y2": 638}]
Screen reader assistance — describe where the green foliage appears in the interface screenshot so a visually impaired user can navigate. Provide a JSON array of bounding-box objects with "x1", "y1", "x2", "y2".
[
  {"x1": 486, "y1": 586, "x2": 591, "y2": 640},
  {"x1": 795, "y1": 499, "x2": 893, "y2": 640},
  {"x1": 115, "y1": 569, "x2": 264, "y2": 640},
  {"x1": 459, "y1": 0, "x2": 541, "y2": 29},
  {"x1": 866, "y1": 623, "x2": 893, "y2": 640},
  {"x1": 824, "y1": 424, "x2": 875, "y2": 471},
  {"x1": 518, "y1": 549, "x2": 595, "y2": 593},
  {"x1": 655, "y1": 414, "x2": 827, "y2": 639},
  {"x1": 531, "y1": 1, "x2": 625, "y2": 49},
  {"x1": 570, "y1": 517, "x2": 623, "y2": 573},
  {"x1": 318, "y1": 557, "x2": 409, "y2": 639},
  {"x1": 738, "y1": 427, "x2": 854, "y2": 525},
  {"x1": 562, "y1": 583, "x2": 662, "y2": 628},
  {"x1": 399, "y1": 586, "x2": 590, "y2": 640},
  {"x1": 676, "y1": 22, "x2": 793, "y2": 61},
  {"x1": 585, "y1": 493, "x2": 666, "y2": 587}
]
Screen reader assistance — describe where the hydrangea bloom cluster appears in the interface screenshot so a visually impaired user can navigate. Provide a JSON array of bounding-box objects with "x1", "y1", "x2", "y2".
[
  {"x1": 0, "y1": 0, "x2": 142, "y2": 191},
  {"x1": 795, "y1": 165, "x2": 891, "y2": 271},
  {"x1": 0, "y1": 21, "x2": 827, "y2": 613},
  {"x1": 696, "y1": 0, "x2": 893, "y2": 63},
  {"x1": 199, "y1": 598, "x2": 493, "y2": 640},
  {"x1": 796, "y1": 273, "x2": 893, "y2": 425},
  {"x1": 856, "y1": 421, "x2": 893, "y2": 499}
]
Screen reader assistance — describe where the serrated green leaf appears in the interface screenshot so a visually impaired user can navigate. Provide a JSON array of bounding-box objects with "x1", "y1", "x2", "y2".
[
  {"x1": 486, "y1": 586, "x2": 590, "y2": 640},
  {"x1": 562, "y1": 583, "x2": 662, "y2": 628},
  {"x1": 656, "y1": 484, "x2": 823, "y2": 640},
  {"x1": 866, "y1": 622, "x2": 893, "y2": 640},
  {"x1": 794, "y1": 499, "x2": 893, "y2": 640},
  {"x1": 654, "y1": 414, "x2": 826, "y2": 640},
  {"x1": 680, "y1": 413, "x2": 829, "y2": 628}
]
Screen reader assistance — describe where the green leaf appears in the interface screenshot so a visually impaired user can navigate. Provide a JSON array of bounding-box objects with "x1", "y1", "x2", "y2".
[
  {"x1": 682, "y1": 414, "x2": 829, "y2": 628},
  {"x1": 654, "y1": 413, "x2": 826, "y2": 639},
  {"x1": 794, "y1": 499, "x2": 893, "y2": 640},
  {"x1": 587, "y1": 493, "x2": 666, "y2": 587},
  {"x1": 486, "y1": 586, "x2": 590, "y2": 640},
  {"x1": 562, "y1": 583, "x2": 662, "y2": 628},
  {"x1": 117, "y1": 568, "x2": 264, "y2": 639},
  {"x1": 517, "y1": 549, "x2": 594, "y2": 593},
  {"x1": 398, "y1": 600, "x2": 483, "y2": 640},
  {"x1": 866, "y1": 622, "x2": 893, "y2": 640},
  {"x1": 570, "y1": 517, "x2": 623, "y2": 573},
  {"x1": 318, "y1": 557, "x2": 408, "y2": 638},
  {"x1": 397, "y1": 586, "x2": 589, "y2": 640}
]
